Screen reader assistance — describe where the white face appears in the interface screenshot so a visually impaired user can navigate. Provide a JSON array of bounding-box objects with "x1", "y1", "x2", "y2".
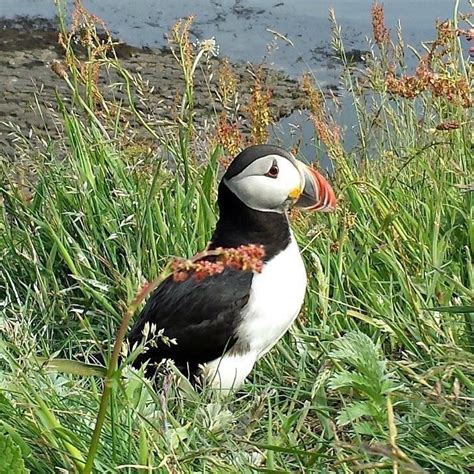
[{"x1": 224, "y1": 154, "x2": 304, "y2": 213}]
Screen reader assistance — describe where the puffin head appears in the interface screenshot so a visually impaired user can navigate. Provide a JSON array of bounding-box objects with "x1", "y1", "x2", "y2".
[{"x1": 221, "y1": 144, "x2": 336, "y2": 214}]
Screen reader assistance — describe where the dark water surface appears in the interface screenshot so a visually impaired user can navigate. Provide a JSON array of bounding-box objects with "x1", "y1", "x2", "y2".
[
  {"x1": 1, "y1": 1, "x2": 463, "y2": 162},
  {"x1": 2, "y1": 0, "x2": 454, "y2": 77}
]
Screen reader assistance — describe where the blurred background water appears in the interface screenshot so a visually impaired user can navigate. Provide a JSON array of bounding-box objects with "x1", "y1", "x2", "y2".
[
  {"x1": 1, "y1": 1, "x2": 452, "y2": 76},
  {"x1": 0, "y1": 1, "x2": 462, "y2": 163}
]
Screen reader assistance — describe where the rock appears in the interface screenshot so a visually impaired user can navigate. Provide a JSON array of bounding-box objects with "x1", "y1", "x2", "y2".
[{"x1": 0, "y1": 18, "x2": 311, "y2": 158}]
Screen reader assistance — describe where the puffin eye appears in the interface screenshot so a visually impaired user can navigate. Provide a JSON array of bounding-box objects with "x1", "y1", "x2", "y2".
[{"x1": 265, "y1": 161, "x2": 279, "y2": 179}]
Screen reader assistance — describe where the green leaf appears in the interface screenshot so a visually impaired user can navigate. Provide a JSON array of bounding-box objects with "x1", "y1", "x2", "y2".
[
  {"x1": 336, "y1": 400, "x2": 379, "y2": 426},
  {"x1": 425, "y1": 305, "x2": 473, "y2": 314},
  {"x1": 329, "y1": 331, "x2": 386, "y2": 380},
  {"x1": 37, "y1": 358, "x2": 106, "y2": 377},
  {"x1": 328, "y1": 370, "x2": 366, "y2": 391},
  {"x1": 0, "y1": 422, "x2": 32, "y2": 459},
  {"x1": 329, "y1": 331, "x2": 397, "y2": 399},
  {"x1": 353, "y1": 421, "x2": 379, "y2": 437},
  {"x1": 0, "y1": 432, "x2": 28, "y2": 474}
]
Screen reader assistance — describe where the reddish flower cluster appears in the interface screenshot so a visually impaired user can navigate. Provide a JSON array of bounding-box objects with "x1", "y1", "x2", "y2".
[
  {"x1": 70, "y1": 0, "x2": 107, "y2": 38},
  {"x1": 385, "y1": 62, "x2": 429, "y2": 99},
  {"x1": 173, "y1": 259, "x2": 225, "y2": 282},
  {"x1": 435, "y1": 120, "x2": 461, "y2": 131},
  {"x1": 172, "y1": 244, "x2": 265, "y2": 282},
  {"x1": 371, "y1": 2, "x2": 390, "y2": 47},
  {"x1": 429, "y1": 20, "x2": 456, "y2": 58},
  {"x1": 386, "y1": 57, "x2": 472, "y2": 108},
  {"x1": 214, "y1": 113, "x2": 244, "y2": 157},
  {"x1": 385, "y1": 20, "x2": 472, "y2": 108},
  {"x1": 218, "y1": 154, "x2": 234, "y2": 168},
  {"x1": 312, "y1": 117, "x2": 342, "y2": 147},
  {"x1": 430, "y1": 76, "x2": 471, "y2": 107},
  {"x1": 311, "y1": 115, "x2": 344, "y2": 160}
]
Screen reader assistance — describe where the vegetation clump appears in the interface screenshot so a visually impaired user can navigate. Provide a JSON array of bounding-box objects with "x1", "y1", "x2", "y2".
[{"x1": 0, "y1": 1, "x2": 472, "y2": 472}]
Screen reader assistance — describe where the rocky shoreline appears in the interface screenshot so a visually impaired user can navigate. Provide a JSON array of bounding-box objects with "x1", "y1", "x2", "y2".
[{"x1": 0, "y1": 17, "x2": 332, "y2": 157}]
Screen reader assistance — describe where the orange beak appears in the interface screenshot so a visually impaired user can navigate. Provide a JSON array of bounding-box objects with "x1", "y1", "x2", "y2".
[{"x1": 295, "y1": 165, "x2": 337, "y2": 212}]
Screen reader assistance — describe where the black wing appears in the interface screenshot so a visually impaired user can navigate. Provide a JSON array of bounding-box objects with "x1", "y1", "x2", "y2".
[{"x1": 127, "y1": 268, "x2": 253, "y2": 376}]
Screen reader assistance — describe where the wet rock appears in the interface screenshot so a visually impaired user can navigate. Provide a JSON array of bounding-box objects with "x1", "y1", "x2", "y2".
[{"x1": 345, "y1": 48, "x2": 369, "y2": 64}]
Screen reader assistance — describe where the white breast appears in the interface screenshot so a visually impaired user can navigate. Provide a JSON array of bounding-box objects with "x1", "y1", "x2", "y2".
[
  {"x1": 238, "y1": 234, "x2": 307, "y2": 356},
  {"x1": 203, "y1": 234, "x2": 307, "y2": 392}
]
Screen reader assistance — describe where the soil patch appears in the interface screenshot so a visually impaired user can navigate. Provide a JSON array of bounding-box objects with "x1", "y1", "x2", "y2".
[{"x1": 0, "y1": 17, "x2": 339, "y2": 157}]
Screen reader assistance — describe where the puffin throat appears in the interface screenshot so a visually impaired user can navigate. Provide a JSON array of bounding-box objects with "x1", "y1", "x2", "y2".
[{"x1": 209, "y1": 182, "x2": 291, "y2": 261}]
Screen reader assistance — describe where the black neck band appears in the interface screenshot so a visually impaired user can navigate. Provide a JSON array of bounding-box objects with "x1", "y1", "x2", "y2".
[{"x1": 209, "y1": 182, "x2": 291, "y2": 261}]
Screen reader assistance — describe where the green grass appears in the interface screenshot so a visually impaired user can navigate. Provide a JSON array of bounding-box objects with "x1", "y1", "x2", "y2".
[{"x1": 0, "y1": 3, "x2": 473, "y2": 473}]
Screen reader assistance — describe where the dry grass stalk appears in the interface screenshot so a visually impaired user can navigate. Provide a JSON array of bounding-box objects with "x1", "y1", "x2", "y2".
[
  {"x1": 218, "y1": 58, "x2": 238, "y2": 107},
  {"x1": 301, "y1": 74, "x2": 324, "y2": 117},
  {"x1": 168, "y1": 16, "x2": 194, "y2": 76},
  {"x1": 247, "y1": 69, "x2": 272, "y2": 145},
  {"x1": 213, "y1": 113, "x2": 244, "y2": 157}
]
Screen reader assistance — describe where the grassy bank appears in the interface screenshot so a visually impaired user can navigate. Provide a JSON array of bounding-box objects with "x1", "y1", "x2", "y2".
[{"x1": 0, "y1": 2, "x2": 472, "y2": 472}]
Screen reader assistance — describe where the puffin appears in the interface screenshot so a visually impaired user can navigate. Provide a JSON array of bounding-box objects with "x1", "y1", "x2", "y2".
[{"x1": 127, "y1": 144, "x2": 336, "y2": 392}]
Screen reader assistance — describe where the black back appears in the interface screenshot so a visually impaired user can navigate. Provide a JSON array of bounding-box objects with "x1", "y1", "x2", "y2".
[{"x1": 128, "y1": 267, "x2": 252, "y2": 377}]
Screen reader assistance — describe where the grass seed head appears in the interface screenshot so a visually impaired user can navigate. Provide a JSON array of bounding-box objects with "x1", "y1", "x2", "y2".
[
  {"x1": 168, "y1": 16, "x2": 195, "y2": 73},
  {"x1": 218, "y1": 58, "x2": 238, "y2": 106},
  {"x1": 247, "y1": 69, "x2": 273, "y2": 145},
  {"x1": 51, "y1": 59, "x2": 68, "y2": 80},
  {"x1": 213, "y1": 113, "x2": 244, "y2": 157},
  {"x1": 301, "y1": 74, "x2": 324, "y2": 117},
  {"x1": 371, "y1": 2, "x2": 390, "y2": 47}
]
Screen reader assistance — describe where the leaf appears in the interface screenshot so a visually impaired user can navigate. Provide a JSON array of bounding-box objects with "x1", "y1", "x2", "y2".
[
  {"x1": 37, "y1": 358, "x2": 106, "y2": 377},
  {"x1": 336, "y1": 400, "x2": 379, "y2": 426},
  {"x1": 0, "y1": 422, "x2": 32, "y2": 459},
  {"x1": 328, "y1": 331, "x2": 400, "y2": 406},
  {"x1": 353, "y1": 421, "x2": 379, "y2": 436},
  {"x1": 0, "y1": 393, "x2": 13, "y2": 408},
  {"x1": 329, "y1": 331, "x2": 386, "y2": 379},
  {"x1": 167, "y1": 426, "x2": 189, "y2": 451},
  {"x1": 425, "y1": 305, "x2": 473, "y2": 314},
  {"x1": 0, "y1": 432, "x2": 28, "y2": 474},
  {"x1": 329, "y1": 331, "x2": 396, "y2": 395},
  {"x1": 328, "y1": 370, "x2": 366, "y2": 391},
  {"x1": 346, "y1": 309, "x2": 395, "y2": 334}
]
